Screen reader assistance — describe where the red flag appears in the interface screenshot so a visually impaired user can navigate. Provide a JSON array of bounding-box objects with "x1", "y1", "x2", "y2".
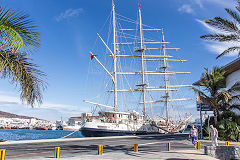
[{"x1": 90, "y1": 54, "x2": 98, "y2": 60}]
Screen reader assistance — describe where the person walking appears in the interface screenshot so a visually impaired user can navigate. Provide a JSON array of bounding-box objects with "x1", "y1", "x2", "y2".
[
  {"x1": 189, "y1": 125, "x2": 198, "y2": 146},
  {"x1": 210, "y1": 125, "x2": 218, "y2": 146}
]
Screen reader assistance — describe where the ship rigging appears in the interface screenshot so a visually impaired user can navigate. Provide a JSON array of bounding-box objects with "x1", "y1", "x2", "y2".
[{"x1": 81, "y1": 2, "x2": 192, "y2": 137}]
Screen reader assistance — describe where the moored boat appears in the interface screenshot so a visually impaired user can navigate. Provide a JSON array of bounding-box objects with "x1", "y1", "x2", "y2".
[
  {"x1": 81, "y1": 111, "x2": 159, "y2": 137},
  {"x1": 81, "y1": 2, "x2": 191, "y2": 137}
]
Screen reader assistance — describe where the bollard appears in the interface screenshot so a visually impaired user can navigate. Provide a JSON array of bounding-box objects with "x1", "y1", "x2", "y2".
[
  {"x1": 54, "y1": 147, "x2": 60, "y2": 158},
  {"x1": 98, "y1": 145, "x2": 103, "y2": 155},
  {"x1": 0, "y1": 149, "x2": 5, "y2": 160},
  {"x1": 167, "y1": 142, "x2": 171, "y2": 151},
  {"x1": 196, "y1": 141, "x2": 201, "y2": 149},
  {"x1": 134, "y1": 144, "x2": 138, "y2": 152},
  {"x1": 226, "y1": 141, "x2": 230, "y2": 146}
]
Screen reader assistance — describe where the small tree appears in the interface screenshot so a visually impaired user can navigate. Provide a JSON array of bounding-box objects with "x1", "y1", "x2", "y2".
[
  {"x1": 218, "y1": 111, "x2": 240, "y2": 142},
  {"x1": 193, "y1": 67, "x2": 240, "y2": 125}
]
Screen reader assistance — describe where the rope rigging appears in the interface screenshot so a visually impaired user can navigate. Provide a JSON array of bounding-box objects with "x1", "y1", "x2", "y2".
[{"x1": 84, "y1": 2, "x2": 192, "y2": 125}]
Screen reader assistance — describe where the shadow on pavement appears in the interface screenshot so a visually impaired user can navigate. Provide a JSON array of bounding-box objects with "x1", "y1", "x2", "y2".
[{"x1": 166, "y1": 159, "x2": 191, "y2": 160}]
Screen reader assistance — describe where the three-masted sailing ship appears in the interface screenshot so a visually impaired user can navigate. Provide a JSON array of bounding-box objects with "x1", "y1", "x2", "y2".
[{"x1": 80, "y1": 2, "x2": 192, "y2": 137}]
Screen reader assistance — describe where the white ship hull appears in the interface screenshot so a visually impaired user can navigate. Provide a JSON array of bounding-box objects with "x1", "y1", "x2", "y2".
[
  {"x1": 80, "y1": 111, "x2": 159, "y2": 137},
  {"x1": 80, "y1": 122, "x2": 159, "y2": 137},
  {"x1": 80, "y1": 119, "x2": 188, "y2": 137}
]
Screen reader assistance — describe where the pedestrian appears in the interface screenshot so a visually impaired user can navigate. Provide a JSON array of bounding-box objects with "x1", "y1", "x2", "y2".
[
  {"x1": 210, "y1": 125, "x2": 218, "y2": 146},
  {"x1": 189, "y1": 125, "x2": 198, "y2": 146}
]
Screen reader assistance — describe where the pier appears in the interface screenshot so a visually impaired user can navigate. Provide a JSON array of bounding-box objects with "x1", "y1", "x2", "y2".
[{"x1": 0, "y1": 134, "x2": 218, "y2": 160}]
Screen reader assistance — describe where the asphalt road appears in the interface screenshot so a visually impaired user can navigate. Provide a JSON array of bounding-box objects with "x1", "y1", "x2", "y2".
[{"x1": 0, "y1": 134, "x2": 206, "y2": 160}]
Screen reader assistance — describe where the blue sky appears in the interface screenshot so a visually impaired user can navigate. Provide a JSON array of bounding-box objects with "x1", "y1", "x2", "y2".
[{"x1": 0, "y1": 0, "x2": 238, "y2": 121}]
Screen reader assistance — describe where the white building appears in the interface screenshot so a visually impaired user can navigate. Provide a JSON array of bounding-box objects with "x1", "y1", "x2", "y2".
[
  {"x1": 68, "y1": 117, "x2": 82, "y2": 126},
  {"x1": 193, "y1": 58, "x2": 240, "y2": 111},
  {"x1": 67, "y1": 113, "x2": 92, "y2": 126},
  {"x1": 223, "y1": 58, "x2": 240, "y2": 90}
]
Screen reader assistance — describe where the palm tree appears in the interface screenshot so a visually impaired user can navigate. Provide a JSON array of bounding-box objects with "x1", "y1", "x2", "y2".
[
  {"x1": 200, "y1": 2, "x2": 240, "y2": 59},
  {"x1": 0, "y1": 6, "x2": 46, "y2": 106},
  {"x1": 192, "y1": 67, "x2": 240, "y2": 125}
]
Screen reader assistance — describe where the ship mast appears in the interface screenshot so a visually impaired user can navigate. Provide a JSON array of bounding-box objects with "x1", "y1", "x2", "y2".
[
  {"x1": 85, "y1": 1, "x2": 118, "y2": 111},
  {"x1": 138, "y1": 5, "x2": 147, "y2": 120},
  {"x1": 161, "y1": 30, "x2": 169, "y2": 123},
  {"x1": 85, "y1": 3, "x2": 192, "y2": 122},
  {"x1": 112, "y1": 1, "x2": 118, "y2": 112}
]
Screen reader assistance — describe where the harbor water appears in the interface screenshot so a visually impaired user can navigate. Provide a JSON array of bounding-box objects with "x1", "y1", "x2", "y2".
[{"x1": 0, "y1": 129, "x2": 84, "y2": 141}]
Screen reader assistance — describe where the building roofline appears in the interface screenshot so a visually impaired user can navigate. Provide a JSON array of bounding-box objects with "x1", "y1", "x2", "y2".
[
  {"x1": 222, "y1": 57, "x2": 240, "y2": 75},
  {"x1": 193, "y1": 58, "x2": 240, "y2": 86}
]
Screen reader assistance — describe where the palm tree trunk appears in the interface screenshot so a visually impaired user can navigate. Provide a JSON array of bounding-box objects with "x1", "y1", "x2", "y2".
[{"x1": 213, "y1": 108, "x2": 218, "y2": 125}]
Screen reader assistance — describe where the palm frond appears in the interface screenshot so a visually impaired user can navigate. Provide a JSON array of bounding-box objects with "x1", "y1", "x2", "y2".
[
  {"x1": 0, "y1": 50, "x2": 46, "y2": 106},
  {"x1": 205, "y1": 17, "x2": 239, "y2": 33},
  {"x1": 230, "y1": 95, "x2": 240, "y2": 101},
  {"x1": 236, "y1": 5, "x2": 240, "y2": 15},
  {"x1": 228, "y1": 104, "x2": 240, "y2": 111},
  {"x1": 191, "y1": 87, "x2": 209, "y2": 98},
  {"x1": 200, "y1": 68, "x2": 210, "y2": 87},
  {"x1": 225, "y1": 8, "x2": 240, "y2": 25},
  {"x1": 216, "y1": 46, "x2": 240, "y2": 59},
  {"x1": 199, "y1": 67, "x2": 226, "y2": 96},
  {"x1": 200, "y1": 34, "x2": 239, "y2": 42},
  {"x1": 228, "y1": 81, "x2": 240, "y2": 92},
  {"x1": 217, "y1": 90, "x2": 232, "y2": 104},
  {"x1": 0, "y1": 6, "x2": 40, "y2": 53}
]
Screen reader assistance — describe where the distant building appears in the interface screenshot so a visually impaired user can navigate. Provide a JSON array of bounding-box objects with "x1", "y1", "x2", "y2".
[
  {"x1": 68, "y1": 117, "x2": 82, "y2": 126},
  {"x1": 68, "y1": 113, "x2": 92, "y2": 126}
]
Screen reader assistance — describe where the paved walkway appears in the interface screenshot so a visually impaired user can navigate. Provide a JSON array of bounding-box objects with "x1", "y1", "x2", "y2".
[
  {"x1": 31, "y1": 149, "x2": 218, "y2": 160},
  {"x1": 200, "y1": 139, "x2": 240, "y2": 146},
  {"x1": 0, "y1": 134, "x2": 220, "y2": 160}
]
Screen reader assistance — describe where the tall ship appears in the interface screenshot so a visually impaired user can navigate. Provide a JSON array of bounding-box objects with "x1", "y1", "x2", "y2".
[{"x1": 80, "y1": 2, "x2": 192, "y2": 137}]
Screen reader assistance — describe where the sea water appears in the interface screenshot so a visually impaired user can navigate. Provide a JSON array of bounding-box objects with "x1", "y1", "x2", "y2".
[{"x1": 0, "y1": 129, "x2": 84, "y2": 141}]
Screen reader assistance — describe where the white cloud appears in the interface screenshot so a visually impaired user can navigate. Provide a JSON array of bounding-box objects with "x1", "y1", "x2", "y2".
[
  {"x1": 192, "y1": 0, "x2": 204, "y2": 8},
  {"x1": 196, "y1": 19, "x2": 225, "y2": 34},
  {"x1": 177, "y1": 0, "x2": 235, "y2": 14},
  {"x1": 196, "y1": 19, "x2": 239, "y2": 57},
  {"x1": 204, "y1": 0, "x2": 235, "y2": 8},
  {"x1": 0, "y1": 95, "x2": 20, "y2": 103},
  {"x1": 205, "y1": 42, "x2": 240, "y2": 57},
  {"x1": 56, "y1": 8, "x2": 84, "y2": 22},
  {"x1": 178, "y1": 4, "x2": 195, "y2": 14},
  {"x1": 0, "y1": 93, "x2": 89, "y2": 121},
  {"x1": 191, "y1": 0, "x2": 235, "y2": 8}
]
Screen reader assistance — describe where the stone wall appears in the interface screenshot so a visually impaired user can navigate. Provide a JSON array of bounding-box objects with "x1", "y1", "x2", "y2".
[{"x1": 204, "y1": 145, "x2": 240, "y2": 160}]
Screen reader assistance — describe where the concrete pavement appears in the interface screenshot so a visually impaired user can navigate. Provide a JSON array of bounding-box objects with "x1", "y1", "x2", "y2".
[
  {"x1": 30, "y1": 150, "x2": 218, "y2": 160},
  {"x1": 0, "y1": 134, "x2": 218, "y2": 160}
]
